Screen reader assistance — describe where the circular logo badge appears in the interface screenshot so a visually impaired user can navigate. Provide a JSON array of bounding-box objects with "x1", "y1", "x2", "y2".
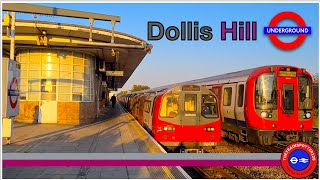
[
  {"x1": 9, "y1": 77, "x2": 19, "y2": 109},
  {"x1": 268, "y1": 11, "x2": 308, "y2": 50},
  {"x1": 281, "y1": 142, "x2": 317, "y2": 178}
]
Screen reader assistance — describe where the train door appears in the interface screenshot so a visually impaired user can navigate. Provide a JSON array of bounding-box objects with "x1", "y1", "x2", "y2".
[
  {"x1": 279, "y1": 78, "x2": 298, "y2": 126},
  {"x1": 143, "y1": 95, "x2": 156, "y2": 132},
  {"x1": 222, "y1": 84, "x2": 237, "y2": 123},
  {"x1": 181, "y1": 92, "x2": 199, "y2": 126},
  {"x1": 235, "y1": 83, "x2": 246, "y2": 126}
]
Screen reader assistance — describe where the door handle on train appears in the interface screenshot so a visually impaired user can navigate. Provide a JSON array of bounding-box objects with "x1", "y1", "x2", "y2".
[{"x1": 227, "y1": 110, "x2": 230, "y2": 113}]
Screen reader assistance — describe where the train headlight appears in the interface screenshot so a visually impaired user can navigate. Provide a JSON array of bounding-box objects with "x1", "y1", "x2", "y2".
[
  {"x1": 205, "y1": 127, "x2": 214, "y2": 132},
  {"x1": 300, "y1": 124, "x2": 304, "y2": 129},
  {"x1": 272, "y1": 124, "x2": 276, "y2": 128},
  {"x1": 260, "y1": 111, "x2": 268, "y2": 118},
  {"x1": 164, "y1": 126, "x2": 175, "y2": 131},
  {"x1": 305, "y1": 112, "x2": 312, "y2": 119}
]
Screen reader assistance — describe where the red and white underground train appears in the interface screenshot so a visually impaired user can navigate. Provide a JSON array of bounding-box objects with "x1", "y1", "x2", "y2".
[
  {"x1": 119, "y1": 85, "x2": 221, "y2": 151},
  {"x1": 186, "y1": 65, "x2": 315, "y2": 145},
  {"x1": 119, "y1": 65, "x2": 314, "y2": 147}
]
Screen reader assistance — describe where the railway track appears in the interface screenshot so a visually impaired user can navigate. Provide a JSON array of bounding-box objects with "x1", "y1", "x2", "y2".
[
  {"x1": 193, "y1": 166, "x2": 253, "y2": 179},
  {"x1": 250, "y1": 144, "x2": 286, "y2": 153}
]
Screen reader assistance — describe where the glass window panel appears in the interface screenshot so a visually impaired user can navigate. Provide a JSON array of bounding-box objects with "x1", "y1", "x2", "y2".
[
  {"x1": 84, "y1": 60, "x2": 91, "y2": 67},
  {"x1": 41, "y1": 79, "x2": 56, "y2": 93},
  {"x1": 184, "y1": 94, "x2": 197, "y2": 112},
  {"x1": 21, "y1": 70, "x2": 28, "y2": 78},
  {"x1": 29, "y1": 54, "x2": 41, "y2": 64},
  {"x1": 18, "y1": 56, "x2": 28, "y2": 63},
  {"x1": 60, "y1": 64, "x2": 71, "y2": 71},
  {"x1": 72, "y1": 80, "x2": 83, "y2": 86},
  {"x1": 42, "y1": 71, "x2": 58, "y2": 78},
  {"x1": 73, "y1": 58, "x2": 83, "y2": 65},
  {"x1": 237, "y1": 85, "x2": 244, "y2": 107},
  {"x1": 84, "y1": 66, "x2": 91, "y2": 73},
  {"x1": 223, "y1": 87, "x2": 232, "y2": 106},
  {"x1": 59, "y1": 86, "x2": 71, "y2": 93},
  {"x1": 28, "y1": 92, "x2": 40, "y2": 100},
  {"x1": 160, "y1": 93, "x2": 179, "y2": 117},
  {"x1": 58, "y1": 94, "x2": 71, "y2": 101},
  {"x1": 20, "y1": 94, "x2": 27, "y2": 100},
  {"x1": 72, "y1": 86, "x2": 82, "y2": 93},
  {"x1": 59, "y1": 79, "x2": 71, "y2": 86},
  {"x1": 28, "y1": 80, "x2": 40, "y2": 92},
  {"x1": 20, "y1": 64, "x2": 28, "y2": 70},
  {"x1": 41, "y1": 93, "x2": 56, "y2": 100},
  {"x1": 84, "y1": 74, "x2": 91, "y2": 80},
  {"x1": 60, "y1": 71, "x2": 72, "y2": 79},
  {"x1": 42, "y1": 55, "x2": 59, "y2": 63},
  {"x1": 42, "y1": 64, "x2": 59, "y2": 71},
  {"x1": 84, "y1": 80, "x2": 90, "y2": 87},
  {"x1": 20, "y1": 85, "x2": 28, "y2": 92},
  {"x1": 29, "y1": 71, "x2": 40, "y2": 78},
  {"x1": 84, "y1": 88, "x2": 90, "y2": 95},
  {"x1": 83, "y1": 95, "x2": 90, "y2": 101},
  {"x1": 20, "y1": 78, "x2": 28, "y2": 86},
  {"x1": 73, "y1": 72, "x2": 84, "y2": 80},
  {"x1": 72, "y1": 94, "x2": 82, "y2": 101},
  {"x1": 59, "y1": 58, "x2": 72, "y2": 64},
  {"x1": 73, "y1": 65, "x2": 83, "y2": 72},
  {"x1": 29, "y1": 63, "x2": 41, "y2": 70}
]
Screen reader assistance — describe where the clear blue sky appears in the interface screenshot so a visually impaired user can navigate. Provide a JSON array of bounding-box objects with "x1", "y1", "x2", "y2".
[{"x1": 10, "y1": 3, "x2": 319, "y2": 91}]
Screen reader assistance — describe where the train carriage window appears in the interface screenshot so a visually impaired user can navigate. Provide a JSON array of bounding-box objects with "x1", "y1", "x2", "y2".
[
  {"x1": 298, "y1": 75, "x2": 312, "y2": 110},
  {"x1": 160, "y1": 93, "x2": 179, "y2": 118},
  {"x1": 202, "y1": 95, "x2": 219, "y2": 118},
  {"x1": 223, "y1": 88, "x2": 232, "y2": 106},
  {"x1": 237, "y1": 84, "x2": 244, "y2": 107},
  {"x1": 185, "y1": 94, "x2": 197, "y2": 112},
  {"x1": 255, "y1": 73, "x2": 277, "y2": 110},
  {"x1": 144, "y1": 101, "x2": 151, "y2": 113}
]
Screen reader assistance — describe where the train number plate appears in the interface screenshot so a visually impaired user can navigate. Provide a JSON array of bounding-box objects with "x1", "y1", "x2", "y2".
[{"x1": 203, "y1": 142, "x2": 215, "y2": 146}]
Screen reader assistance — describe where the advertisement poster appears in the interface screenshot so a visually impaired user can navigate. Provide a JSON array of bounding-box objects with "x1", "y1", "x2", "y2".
[{"x1": 1, "y1": 1, "x2": 319, "y2": 179}]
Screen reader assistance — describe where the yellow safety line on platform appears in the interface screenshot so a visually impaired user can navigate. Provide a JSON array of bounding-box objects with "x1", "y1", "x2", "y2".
[{"x1": 118, "y1": 105, "x2": 175, "y2": 179}]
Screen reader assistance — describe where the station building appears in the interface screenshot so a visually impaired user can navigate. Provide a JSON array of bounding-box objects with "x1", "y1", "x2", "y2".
[{"x1": 2, "y1": 4, "x2": 152, "y2": 125}]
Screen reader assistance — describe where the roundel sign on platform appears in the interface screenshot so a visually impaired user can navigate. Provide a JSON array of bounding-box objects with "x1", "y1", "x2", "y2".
[{"x1": 5, "y1": 60, "x2": 21, "y2": 117}]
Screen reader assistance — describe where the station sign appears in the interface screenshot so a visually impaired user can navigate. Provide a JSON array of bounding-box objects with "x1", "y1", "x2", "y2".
[
  {"x1": 2, "y1": 59, "x2": 21, "y2": 117},
  {"x1": 106, "y1": 71, "x2": 124, "y2": 77}
]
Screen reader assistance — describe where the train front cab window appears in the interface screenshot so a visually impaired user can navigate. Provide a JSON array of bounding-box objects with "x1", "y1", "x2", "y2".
[
  {"x1": 184, "y1": 94, "x2": 197, "y2": 112},
  {"x1": 282, "y1": 84, "x2": 294, "y2": 114},
  {"x1": 201, "y1": 95, "x2": 219, "y2": 118},
  {"x1": 160, "y1": 93, "x2": 179, "y2": 118},
  {"x1": 255, "y1": 72, "x2": 277, "y2": 110},
  {"x1": 298, "y1": 75, "x2": 312, "y2": 110}
]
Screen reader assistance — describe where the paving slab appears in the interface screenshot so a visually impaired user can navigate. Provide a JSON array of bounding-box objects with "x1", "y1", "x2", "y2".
[{"x1": 2, "y1": 103, "x2": 189, "y2": 179}]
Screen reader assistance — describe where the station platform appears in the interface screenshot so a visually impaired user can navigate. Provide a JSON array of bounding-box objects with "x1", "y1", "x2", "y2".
[{"x1": 2, "y1": 103, "x2": 190, "y2": 179}]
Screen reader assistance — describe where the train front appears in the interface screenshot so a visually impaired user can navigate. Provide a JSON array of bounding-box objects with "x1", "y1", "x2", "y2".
[
  {"x1": 246, "y1": 66, "x2": 315, "y2": 145},
  {"x1": 153, "y1": 85, "x2": 221, "y2": 151}
]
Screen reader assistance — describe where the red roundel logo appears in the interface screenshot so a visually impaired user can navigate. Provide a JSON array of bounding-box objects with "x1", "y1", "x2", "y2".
[
  {"x1": 265, "y1": 11, "x2": 311, "y2": 50},
  {"x1": 9, "y1": 77, "x2": 19, "y2": 109},
  {"x1": 281, "y1": 142, "x2": 317, "y2": 178}
]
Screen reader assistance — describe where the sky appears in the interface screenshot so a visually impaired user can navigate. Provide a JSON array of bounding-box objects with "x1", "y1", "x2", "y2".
[{"x1": 8, "y1": 3, "x2": 319, "y2": 91}]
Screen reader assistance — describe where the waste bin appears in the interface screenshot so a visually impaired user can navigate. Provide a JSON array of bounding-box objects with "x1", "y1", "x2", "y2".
[{"x1": 2, "y1": 117, "x2": 13, "y2": 144}]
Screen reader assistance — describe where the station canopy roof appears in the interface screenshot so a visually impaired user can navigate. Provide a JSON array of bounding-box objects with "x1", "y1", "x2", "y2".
[{"x1": 2, "y1": 14, "x2": 152, "y2": 88}]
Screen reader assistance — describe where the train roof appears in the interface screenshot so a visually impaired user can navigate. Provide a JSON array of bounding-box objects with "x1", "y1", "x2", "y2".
[{"x1": 122, "y1": 65, "x2": 303, "y2": 96}]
